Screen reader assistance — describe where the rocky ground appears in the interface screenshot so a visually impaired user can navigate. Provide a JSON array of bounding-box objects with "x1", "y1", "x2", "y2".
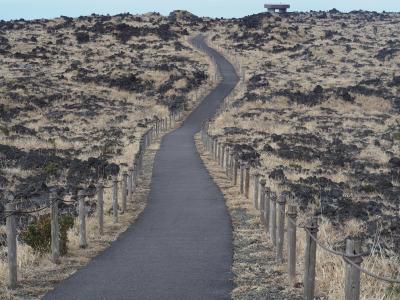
[
  {"x1": 204, "y1": 10, "x2": 400, "y2": 299},
  {"x1": 0, "y1": 11, "x2": 212, "y2": 215},
  {"x1": 1, "y1": 8, "x2": 400, "y2": 299}
]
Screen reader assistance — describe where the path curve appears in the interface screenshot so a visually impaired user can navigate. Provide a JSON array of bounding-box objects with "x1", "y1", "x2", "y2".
[{"x1": 45, "y1": 35, "x2": 239, "y2": 300}]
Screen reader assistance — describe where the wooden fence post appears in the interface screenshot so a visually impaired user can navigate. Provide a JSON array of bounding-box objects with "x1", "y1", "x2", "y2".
[
  {"x1": 276, "y1": 194, "x2": 286, "y2": 263},
  {"x1": 128, "y1": 168, "x2": 133, "y2": 202},
  {"x1": 253, "y1": 174, "x2": 260, "y2": 209},
  {"x1": 233, "y1": 158, "x2": 238, "y2": 185},
  {"x1": 264, "y1": 189, "x2": 270, "y2": 231},
  {"x1": 240, "y1": 162, "x2": 245, "y2": 194},
  {"x1": 97, "y1": 182, "x2": 104, "y2": 235},
  {"x1": 132, "y1": 163, "x2": 138, "y2": 193},
  {"x1": 259, "y1": 180, "x2": 265, "y2": 225},
  {"x1": 303, "y1": 218, "x2": 319, "y2": 300},
  {"x1": 78, "y1": 190, "x2": 87, "y2": 249},
  {"x1": 122, "y1": 172, "x2": 128, "y2": 213},
  {"x1": 6, "y1": 203, "x2": 17, "y2": 289},
  {"x1": 345, "y1": 239, "x2": 362, "y2": 300},
  {"x1": 50, "y1": 191, "x2": 60, "y2": 264},
  {"x1": 112, "y1": 177, "x2": 118, "y2": 223},
  {"x1": 225, "y1": 147, "x2": 230, "y2": 176},
  {"x1": 287, "y1": 204, "x2": 298, "y2": 286},
  {"x1": 245, "y1": 165, "x2": 250, "y2": 198},
  {"x1": 229, "y1": 152, "x2": 234, "y2": 178},
  {"x1": 269, "y1": 193, "x2": 277, "y2": 246}
]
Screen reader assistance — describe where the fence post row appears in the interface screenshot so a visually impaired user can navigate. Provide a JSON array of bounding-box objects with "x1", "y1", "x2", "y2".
[
  {"x1": 303, "y1": 218, "x2": 319, "y2": 300},
  {"x1": 1, "y1": 113, "x2": 176, "y2": 288},
  {"x1": 50, "y1": 191, "x2": 60, "y2": 264},
  {"x1": 6, "y1": 202, "x2": 17, "y2": 289}
]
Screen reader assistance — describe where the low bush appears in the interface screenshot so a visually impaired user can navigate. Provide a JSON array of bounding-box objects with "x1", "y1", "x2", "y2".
[{"x1": 21, "y1": 214, "x2": 74, "y2": 255}]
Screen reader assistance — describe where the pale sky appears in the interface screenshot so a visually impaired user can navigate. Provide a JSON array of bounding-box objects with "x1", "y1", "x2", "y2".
[{"x1": 2, "y1": 0, "x2": 400, "y2": 21}]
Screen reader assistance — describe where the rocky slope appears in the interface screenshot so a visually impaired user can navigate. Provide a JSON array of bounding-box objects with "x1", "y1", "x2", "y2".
[
  {"x1": 0, "y1": 12, "x2": 211, "y2": 215},
  {"x1": 208, "y1": 10, "x2": 400, "y2": 256}
]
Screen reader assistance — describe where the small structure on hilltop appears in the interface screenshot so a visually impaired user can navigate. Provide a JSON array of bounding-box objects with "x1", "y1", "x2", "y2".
[{"x1": 264, "y1": 4, "x2": 290, "y2": 13}]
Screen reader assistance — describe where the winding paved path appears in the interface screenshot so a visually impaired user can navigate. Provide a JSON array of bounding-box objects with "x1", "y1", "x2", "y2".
[{"x1": 45, "y1": 35, "x2": 239, "y2": 300}]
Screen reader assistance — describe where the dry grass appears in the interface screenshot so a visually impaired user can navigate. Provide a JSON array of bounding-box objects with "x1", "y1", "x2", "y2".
[
  {"x1": 196, "y1": 133, "x2": 400, "y2": 300},
  {"x1": 0, "y1": 134, "x2": 162, "y2": 299}
]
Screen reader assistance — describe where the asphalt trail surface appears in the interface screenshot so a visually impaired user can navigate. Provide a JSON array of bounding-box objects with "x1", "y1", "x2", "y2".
[{"x1": 45, "y1": 35, "x2": 239, "y2": 300}]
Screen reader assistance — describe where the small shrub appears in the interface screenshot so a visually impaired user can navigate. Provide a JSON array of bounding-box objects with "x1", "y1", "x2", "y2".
[
  {"x1": 44, "y1": 162, "x2": 58, "y2": 176},
  {"x1": 394, "y1": 132, "x2": 400, "y2": 142},
  {"x1": 0, "y1": 126, "x2": 9, "y2": 136},
  {"x1": 360, "y1": 184, "x2": 375, "y2": 193},
  {"x1": 21, "y1": 214, "x2": 74, "y2": 255},
  {"x1": 21, "y1": 215, "x2": 51, "y2": 253},
  {"x1": 75, "y1": 32, "x2": 90, "y2": 44}
]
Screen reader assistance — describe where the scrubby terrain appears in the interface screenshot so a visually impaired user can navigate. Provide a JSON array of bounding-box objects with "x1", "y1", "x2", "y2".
[
  {"x1": 0, "y1": 11, "x2": 210, "y2": 210},
  {"x1": 1, "y1": 7, "x2": 400, "y2": 300},
  {"x1": 0, "y1": 10, "x2": 214, "y2": 298},
  {"x1": 206, "y1": 10, "x2": 400, "y2": 299}
]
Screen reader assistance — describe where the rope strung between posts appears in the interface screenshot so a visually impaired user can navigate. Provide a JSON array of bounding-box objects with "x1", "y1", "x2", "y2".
[
  {"x1": 343, "y1": 256, "x2": 400, "y2": 284},
  {"x1": 202, "y1": 130, "x2": 400, "y2": 287},
  {"x1": 273, "y1": 189, "x2": 400, "y2": 284}
]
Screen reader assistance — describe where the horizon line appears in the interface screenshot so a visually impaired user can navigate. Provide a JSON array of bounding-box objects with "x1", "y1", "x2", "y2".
[{"x1": 2, "y1": 8, "x2": 400, "y2": 22}]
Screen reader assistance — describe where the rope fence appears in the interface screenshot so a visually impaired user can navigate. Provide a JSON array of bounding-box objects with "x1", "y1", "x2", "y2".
[
  {"x1": 1, "y1": 111, "x2": 183, "y2": 289},
  {"x1": 200, "y1": 125, "x2": 400, "y2": 300}
]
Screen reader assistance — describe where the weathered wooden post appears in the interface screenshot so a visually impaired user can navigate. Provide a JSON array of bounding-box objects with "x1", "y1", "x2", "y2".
[
  {"x1": 253, "y1": 173, "x2": 260, "y2": 209},
  {"x1": 128, "y1": 167, "x2": 133, "y2": 202},
  {"x1": 244, "y1": 165, "x2": 250, "y2": 198},
  {"x1": 221, "y1": 145, "x2": 225, "y2": 167},
  {"x1": 6, "y1": 202, "x2": 17, "y2": 289},
  {"x1": 122, "y1": 172, "x2": 127, "y2": 213},
  {"x1": 78, "y1": 190, "x2": 87, "y2": 249},
  {"x1": 225, "y1": 147, "x2": 230, "y2": 176},
  {"x1": 259, "y1": 179, "x2": 266, "y2": 225},
  {"x1": 133, "y1": 162, "x2": 138, "y2": 192},
  {"x1": 287, "y1": 204, "x2": 297, "y2": 286},
  {"x1": 50, "y1": 191, "x2": 60, "y2": 264},
  {"x1": 217, "y1": 143, "x2": 221, "y2": 165},
  {"x1": 213, "y1": 139, "x2": 218, "y2": 160},
  {"x1": 229, "y1": 152, "x2": 234, "y2": 178},
  {"x1": 269, "y1": 193, "x2": 277, "y2": 246},
  {"x1": 276, "y1": 194, "x2": 286, "y2": 263},
  {"x1": 263, "y1": 186, "x2": 270, "y2": 230},
  {"x1": 112, "y1": 177, "x2": 118, "y2": 223},
  {"x1": 233, "y1": 158, "x2": 238, "y2": 185},
  {"x1": 303, "y1": 218, "x2": 319, "y2": 300},
  {"x1": 240, "y1": 162, "x2": 245, "y2": 194},
  {"x1": 345, "y1": 239, "x2": 362, "y2": 300},
  {"x1": 259, "y1": 180, "x2": 265, "y2": 225},
  {"x1": 97, "y1": 182, "x2": 104, "y2": 235}
]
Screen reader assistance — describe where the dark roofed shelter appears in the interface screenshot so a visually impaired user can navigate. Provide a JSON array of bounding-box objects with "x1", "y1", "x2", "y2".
[{"x1": 264, "y1": 4, "x2": 290, "y2": 13}]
